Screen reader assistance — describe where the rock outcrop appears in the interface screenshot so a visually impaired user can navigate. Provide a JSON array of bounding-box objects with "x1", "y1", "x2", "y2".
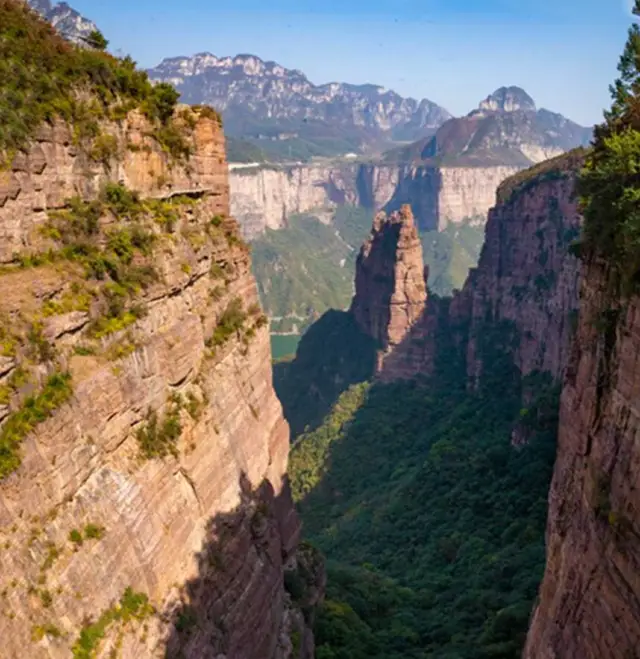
[
  {"x1": 0, "y1": 108, "x2": 228, "y2": 264},
  {"x1": 348, "y1": 149, "x2": 586, "y2": 384},
  {"x1": 453, "y1": 149, "x2": 586, "y2": 385},
  {"x1": 0, "y1": 109, "x2": 317, "y2": 659},
  {"x1": 350, "y1": 205, "x2": 427, "y2": 372},
  {"x1": 523, "y1": 256, "x2": 640, "y2": 658}
]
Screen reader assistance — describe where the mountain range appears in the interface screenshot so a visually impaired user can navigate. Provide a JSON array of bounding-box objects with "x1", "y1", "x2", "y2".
[
  {"x1": 28, "y1": 1, "x2": 592, "y2": 165},
  {"x1": 384, "y1": 86, "x2": 594, "y2": 166},
  {"x1": 147, "y1": 53, "x2": 453, "y2": 161}
]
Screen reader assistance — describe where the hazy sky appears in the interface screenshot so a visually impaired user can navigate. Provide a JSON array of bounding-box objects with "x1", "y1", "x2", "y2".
[{"x1": 71, "y1": 0, "x2": 635, "y2": 126}]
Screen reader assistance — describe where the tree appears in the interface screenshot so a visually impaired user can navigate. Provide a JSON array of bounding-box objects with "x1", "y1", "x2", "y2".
[
  {"x1": 577, "y1": 1, "x2": 640, "y2": 294},
  {"x1": 151, "y1": 82, "x2": 180, "y2": 124},
  {"x1": 87, "y1": 29, "x2": 108, "y2": 51}
]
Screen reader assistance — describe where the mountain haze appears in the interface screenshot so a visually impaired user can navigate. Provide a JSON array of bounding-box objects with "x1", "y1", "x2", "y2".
[
  {"x1": 385, "y1": 86, "x2": 593, "y2": 166},
  {"x1": 148, "y1": 53, "x2": 452, "y2": 160}
]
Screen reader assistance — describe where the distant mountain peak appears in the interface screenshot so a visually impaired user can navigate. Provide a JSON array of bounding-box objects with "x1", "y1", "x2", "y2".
[
  {"x1": 477, "y1": 86, "x2": 537, "y2": 114},
  {"x1": 148, "y1": 52, "x2": 452, "y2": 158},
  {"x1": 27, "y1": 0, "x2": 98, "y2": 45}
]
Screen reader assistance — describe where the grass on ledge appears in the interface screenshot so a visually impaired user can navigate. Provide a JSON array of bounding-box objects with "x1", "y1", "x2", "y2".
[
  {"x1": 72, "y1": 587, "x2": 154, "y2": 659},
  {"x1": 0, "y1": 0, "x2": 192, "y2": 161},
  {"x1": 0, "y1": 371, "x2": 73, "y2": 480}
]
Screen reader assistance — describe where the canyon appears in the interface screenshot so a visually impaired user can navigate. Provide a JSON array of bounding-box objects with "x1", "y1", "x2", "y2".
[
  {"x1": 330, "y1": 149, "x2": 586, "y2": 384},
  {"x1": 7, "y1": 3, "x2": 640, "y2": 659},
  {"x1": 229, "y1": 87, "x2": 592, "y2": 240}
]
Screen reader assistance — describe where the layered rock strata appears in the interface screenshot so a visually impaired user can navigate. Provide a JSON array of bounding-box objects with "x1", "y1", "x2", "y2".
[
  {"x1": 350, "y1": 205, "x2": 427, "y2": 373},
  {"x1": 453, "y1": 150, "x2": 586, "y2": 385},
  {"x1": 370, "y1": 150, "x2": 585, "y2": 383},
  {"x1": 523, "y1": 258, "x2": 640, "y2": 658},
  {"x1": 0, "y1": 108, "x2": 228, "y2": 264},
  {"x1": 0, "y1": 109, "x2": 314, "y2": 659},
  {"x1": 229, "y1": 162, "x2": 524, "y2": 237}
]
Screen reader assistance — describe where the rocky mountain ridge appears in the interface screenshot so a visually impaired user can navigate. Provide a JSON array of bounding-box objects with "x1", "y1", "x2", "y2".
[
  {"x1": 27, "y1": 0, "x2": 97, "y2": 44},
  {"x1": 386, "y1": 86, "x2": 593, "y2": 167},
  {"x1": 148, "y1": 52, "x2": 452, "y2": 157}
]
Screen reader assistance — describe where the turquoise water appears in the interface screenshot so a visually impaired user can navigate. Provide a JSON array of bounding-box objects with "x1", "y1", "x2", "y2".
[{"x1": 270, "y1": 334, "x2": 301, "y2": 361}]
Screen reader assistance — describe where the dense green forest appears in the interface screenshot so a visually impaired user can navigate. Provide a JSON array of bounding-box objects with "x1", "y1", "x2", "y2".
[
  {"x1": 284, "y1": 319, "x2": 560, "y2": 658},
  {"x1": 421, "y1": 219, "x2": 485, "y2": 295},
  {"x1": 251, "y1": 207, "x2": 372, "y2": 334}
]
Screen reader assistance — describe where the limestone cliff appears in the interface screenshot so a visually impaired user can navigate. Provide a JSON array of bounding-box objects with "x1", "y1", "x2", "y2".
[
  {"x1": 383, "y1": 164, "x2": 521, "y2": 230},
  {"x1": 0, "y1": 108, "x2": 319, "y2": 659},
  {"x1": 348, "y1": 149, "x2": 585, "y2": 384},
  {"x1": 229, "y1": 161, "x2": 523, "y2": 237},
  {"x1": 229, "y1": 163, "x2": 363, "y2": 238},
  {"x1": 522, "y1": 256, "x2": 640, "y2": 658},
  {"x1": 350, "y1": 205, "x2": 427, "y2": 373},
  {"x1": 453, "y1": 149, "x2": 586, "y2": 386}
]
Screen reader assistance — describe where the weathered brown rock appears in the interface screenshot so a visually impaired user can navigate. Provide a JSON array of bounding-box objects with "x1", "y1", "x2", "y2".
[
  {"x1": 455, "y1": 152, "x2": 584, "y2": 386},
  {"x1": 523, "y1": 259, "x2": 640, "y2": 658},
  {"x1": 372, "y1": 150, "x2": 585, "y2": 386},
  {"x1": 0, "y1": 110, "x2": 313, "y2": 659},
  {"x1": 0, "y1": 107, "x2": 228, "y2": 264},
  {"x1": 350, "y1": 204, "x2": 427, "y2": 373}
]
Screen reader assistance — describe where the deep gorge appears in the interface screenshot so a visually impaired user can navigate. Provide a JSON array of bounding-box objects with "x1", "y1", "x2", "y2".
[{"x1": 2, "y1": 2, "x2": 640, "y2": 659}]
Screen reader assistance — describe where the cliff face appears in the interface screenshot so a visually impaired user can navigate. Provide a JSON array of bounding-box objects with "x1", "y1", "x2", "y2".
[
  {"x1": 383, "y1": 164, "x2": 522, "y2": 230},
  {"x1": 454, "y1": 150, "x2": 585, "y2": 386},
  {"x1": 350, "y1": 205, "x2": 427, "y2": 373},
  {"x1": 0, "y1": 110, "x2": 318, "y2": 659},
  {"x1": 230, "y1": 162, "x2": 524, "y2": 237},
  {"x1": 523, "y1": 258, "x2": 640, "y2": 658},
  {"x1": 0, "y1": 109, "x2": 228, "y2": 264},
  {"x1": 348, "y1": 150, "x2": 585, "y2": 384},
  {"x1": 229, "y1": 163, "x2": 363, "y2": 238}
]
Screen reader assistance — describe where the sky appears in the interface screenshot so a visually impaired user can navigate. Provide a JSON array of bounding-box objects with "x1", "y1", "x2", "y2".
[{"x1": 70, "y1": 0, "x2": 636, "y2": 126}]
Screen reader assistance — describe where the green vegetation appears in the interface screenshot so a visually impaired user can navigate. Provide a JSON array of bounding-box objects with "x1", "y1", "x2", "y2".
[
  {"x1": 497, "y1": 148, "x2": 587, "y2": 205},
  {"x1": 577, "y1": 2, "x2": 640, "y2": 297},
  {"x1": 31, "y1": 623, "x2": 62, "y2": 642},
  {"x1": 274, "y1": 310, "x2": 378, "y2": 437},
  {"x1": 72, "y1": 587, "x2": 154, "y2": 659},
  {"x1": 251, "y1": 207, "x2": 372, "y2": 334},
  {"x1": 0, "y1": 372, "x2": 73, "y2": 480},
  {"x1": 84, "y1": 523, "x2": 106, "y2": 540},
  {"x1": 0, "y1": 0, "x2": 189, "y2": 161},
  {"x1": 226, "y1": 137, "x2": 268, "y2": 163},
  {"x1": 420, "y1": 219, "x2": 485, "y2": 295},
  {"x1": 136, "y1": 397, "x2": 183, "y2": 460},
  {"x1": 223, "y1": 116, "x2": 367, "y2": 162},
  {"x1": 206, "y1": 297, "x2": 247, "y2": 351},
  {"x1": 285, "y1": 314, "x2": 559, "y2": 658},
  {"x1": 69, "y1": 529, "x2": 84, "y2": 546}
]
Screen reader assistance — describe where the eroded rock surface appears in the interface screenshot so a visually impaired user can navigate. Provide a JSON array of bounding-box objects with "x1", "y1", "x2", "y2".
[
  {"x1": 523, "y1": 259, "x2": 640, "y2": 659},
  {"x1": 0, "y1": 110, "x2": 314, "y2": 659},
  {"x1": 350, "y1": 205, "x2": 427, "y2": 372}
]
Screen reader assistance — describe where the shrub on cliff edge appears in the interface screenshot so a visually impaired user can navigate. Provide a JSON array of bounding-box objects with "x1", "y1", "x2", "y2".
[{"x1": 578, "y1": 0, "x2": 640, "y2": 296}]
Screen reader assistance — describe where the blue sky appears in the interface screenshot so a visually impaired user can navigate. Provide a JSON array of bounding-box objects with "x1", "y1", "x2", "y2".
[{"x1": 72, "y1": 0, "x2": 634, "y2": 126}]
